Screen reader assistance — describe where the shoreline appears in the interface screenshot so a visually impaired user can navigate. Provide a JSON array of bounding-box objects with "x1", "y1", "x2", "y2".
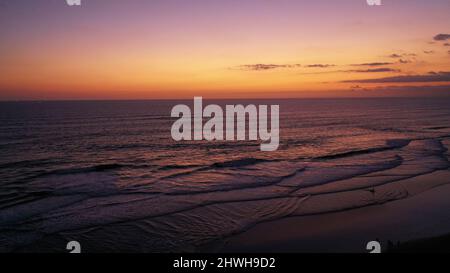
[{"x1": 208, "y1": 170, "x2": 450, "y2": 253}]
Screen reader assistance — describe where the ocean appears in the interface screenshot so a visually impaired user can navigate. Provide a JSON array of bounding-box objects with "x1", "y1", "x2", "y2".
[{"x1": 1, "y1": 98, "x2": 450, "y2": 252}]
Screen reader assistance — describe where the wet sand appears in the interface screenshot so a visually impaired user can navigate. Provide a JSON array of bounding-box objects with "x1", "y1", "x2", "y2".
[{"x1": 214, "y1": 170, "x2": 450, "y2": 253}]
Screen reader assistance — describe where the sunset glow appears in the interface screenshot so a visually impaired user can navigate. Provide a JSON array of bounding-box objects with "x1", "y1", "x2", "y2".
[{"x1": 0, "y1": 0, "x2": 449, "y2": 99}]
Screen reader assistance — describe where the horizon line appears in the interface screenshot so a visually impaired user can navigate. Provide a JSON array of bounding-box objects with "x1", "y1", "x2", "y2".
[{"x1": 1, "y1": 95, "x2": 450, "y2": 102}]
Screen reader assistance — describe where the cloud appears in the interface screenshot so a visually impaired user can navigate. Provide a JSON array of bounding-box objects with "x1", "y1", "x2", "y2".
[
  {"x1": 233, "y1": 63, "x2": 301, "y2": 71},
  {"x1": 348, "y1": 68, "x2": 400, "y2": 73},
  {"x1": 399, "y1": 59, "x2": 411, "y2": 64},
  {"x1": 423, "y1": 50, "x2": 435, "y2": 54},
  {"x1": 433, "y1": 34, "x2": 450, "y2": 41},
  {"x1": 304, "y1": 64, "x2": 335, "y2": 68},
  {"x1": 299, "y1": 67, "x2": 398, "y2": 75},
  {"x1": 388, "y1": 54, "x2": 402, "y2": 58},
  {"x1": 387, "y1": 53, "x2": 417, "y2": 59},
  {"x1": 343, "y1": 71, "x2": 450, "y2": 83},
  {"x1": 445, "y1": 43, "x2": 450, "y2": 47},
  {"x1": 235, "y1": 63, "x2": 338, "y2": 71},
  {"x1": 351, "y1": 62, "x2": 393, "y2": 67}
]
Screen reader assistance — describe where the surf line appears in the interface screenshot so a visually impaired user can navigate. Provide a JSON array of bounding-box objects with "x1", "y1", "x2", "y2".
[{"x1": 170, "y1": 97, "x2": 279, "y2": 151}]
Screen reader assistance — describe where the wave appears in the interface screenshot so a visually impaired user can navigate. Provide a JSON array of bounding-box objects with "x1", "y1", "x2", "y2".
[
  {"x1": 0, "y1": 136, "x2": 449, "y2": 252},
  {"x1": 158, "y1": 164, "x2": 203, "y2": 171},
  {"x1": 0, "y1": 158, "x2": 58, "y2": 170},
  {"x1": 210, "y1": 158, "x2": 271, "y2": 168},
  {"x1": 28, "y1": 163, "x2": 159, "y2": 180},
  {"x1": 316, "y1": 139, "x2": 411, "y2": 160}
]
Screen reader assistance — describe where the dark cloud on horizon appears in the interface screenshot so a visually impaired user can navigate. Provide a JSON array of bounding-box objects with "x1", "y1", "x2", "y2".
[
  {"x1": 434, "y1": 34, "x2": 450, "y2": 41},
  {"x1": 304, "y1": 64, "x2": 335, "y2": 68},
  {"x1": 351, "y1": 62, "x2": 393, "y2": 67},
  {"x1": 387, "y1": 53, "x2": 417, "y2": 59},
  {"x1": 300, "y1": 67, "x2": 398, "y2": 75},
  {"x1": 353, "y1": 59, "x2": 413, "y2": 65},
  {"x1": 233, "y1": 63, "x2": 301, "y2": 71},
  {"x1": 348, "y1": 68, "x2": 399, "y2": 73},
  {"x1": 433, "y1": 34, "x2": 450, "y2": 52},
  {"x1": 234, "y1": 63, "x2": 338, "y2": 71},
  {"x1": 388, "y1": 54, "x2": 402, "y2": 58},
  {"x1": 343, "y1": 71, "x2": 450, "y2": 83}
]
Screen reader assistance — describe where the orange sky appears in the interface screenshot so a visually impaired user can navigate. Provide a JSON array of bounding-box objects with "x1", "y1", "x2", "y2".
[{"x1": 0, "y1": 0, "x2": 449, "y2": 100}]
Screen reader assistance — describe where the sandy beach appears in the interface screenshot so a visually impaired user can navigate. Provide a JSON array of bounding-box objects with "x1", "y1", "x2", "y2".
[{"x1": 215, "y1": 170, "x2": 450, "y2": 253}]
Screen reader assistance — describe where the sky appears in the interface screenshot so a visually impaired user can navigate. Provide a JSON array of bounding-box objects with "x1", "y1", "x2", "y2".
[{"x1": 0, "y1": 0, "x2": 449, "y2": 100}]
